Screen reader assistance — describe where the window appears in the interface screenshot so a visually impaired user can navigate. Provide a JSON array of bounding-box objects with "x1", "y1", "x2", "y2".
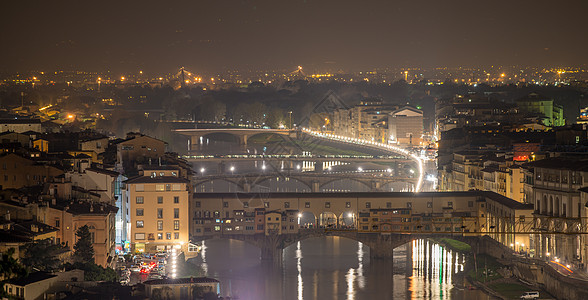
[
  {"x1": 136, "y1": 220, "x2": 144, "y2": 228},
  {"x1": 325, "y1": 202, "x2": 330, "y2": 208},
  {"x1": 257, "y1": 225, "x2": 264, "y2": 230},
  {"x1": 157, "y1": 221, "x2": 163, "y2": 230},
  {"x1": 171, "y1": 171, "x2": 177, "y2": 177},
  {"x1": 305, "y1": 202, "x2": 310, "y2": 208},
  {"x1": 159, "y1": 172, "x2": 165, "y2": 177},
  {"x1": 157, "y1": 208, "x2": 163, "y2": 219},
  {"x1": 174, "y1": 220, "x2": 180, "y2": 230},
  {"x1": 172, "y1": 184, "x2": 181, "y2": 191},
  {"x1": 136, "y1": 196, "x2": 144, "y2": 204},
  {"x1": 195, "y1": 201, "x2": 201, "y2": 208},
  {"x1": 243, "y1": 202, "x2": 249, "y2": 208},
  {"x1": 135, "y1": 233, "x2": 145, "y2": 240},
  {"x1": 427, "y1": 202, "x2": 432, "y2": 208},
  {"x1": 157, "y1": 233, "x2": 163, "y2": 240},
  {"x1": 284, "y1": 202, "x2": 290, "y2": 208},
  {"x1": 346, "y1": 202, "x2": 351, "y2": 208},
  {"x1": 55, "y1": 219, "x2": 60, "y2": 227},
  {"x1": 366, "y1": 202, "x2": 371, "y2": 208},
  {"x1": 135, "y1": 184, "x2": 144, "y2": 191},
  {"x1": 151, "y1": 172, "x2": 157, "y2": 178},
  {"x1": 386, "y1": 202, "x2": 392, "y2": 208},
  {"x1": 223, "y1": 202, "x2": 228, "y2": 208},
  {"x1": 156, "y1": 184, "x2": 165, "y2": 191},
  {"x1": 157, "y1": 196, "x2": 163, "y2": 204},
  {"x1": 174, "y1": 232, "x2": 180, "y2": 239},
  {"x1": 448, "y1": 201, "x2": 453, "y2": 208},
  {"x1": 166, "y1": 233, "x2": 172, "y2": 239},
  {"x1": 174, "y1": 196, "x2": 180, "y2": 204},
  {"x1": 136, "y1": 209, "x2": 144, "y2": 216},
  {"x1": 214, "y1": 226, "x2": 221, "y2": 231},
  {"x1": 406, "y1": 202, "x2": 412, "y2": 208},
  {"x1": 165, "y1": 184, "x2": 171, "y2": 191},
  {"x1": 174, "y1": 208, "x2": 180, "y2": 218}
]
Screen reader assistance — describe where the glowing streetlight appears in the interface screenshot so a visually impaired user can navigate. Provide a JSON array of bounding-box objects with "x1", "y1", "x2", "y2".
[{"x1": 230, "y1": 166, "x2": 235, "y2": 174}]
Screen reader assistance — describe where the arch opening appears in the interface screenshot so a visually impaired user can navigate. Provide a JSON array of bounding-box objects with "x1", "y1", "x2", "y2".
[
  {"x1": 320, "y1": 178, "x2": 371, "y2": 192},
  {"x1": 194, "y1": 179, "x2": 242, "y2": 192}
]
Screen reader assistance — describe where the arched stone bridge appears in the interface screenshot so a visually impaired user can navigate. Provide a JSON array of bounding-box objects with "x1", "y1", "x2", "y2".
[
  {"x1": 192, "y1": 172, "x2": 417, "y2": 192},
  {"x1": 192, "y1": 229, "x2": 482, "y2": 264},
  {"x1": 175, "y1": 128, "x2": 296, "y2": 147}
]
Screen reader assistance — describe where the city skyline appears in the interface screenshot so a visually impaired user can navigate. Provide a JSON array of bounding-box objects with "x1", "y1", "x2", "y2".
[{"x1": 1, "y1": 0, "x2": 587, "y2": 73}]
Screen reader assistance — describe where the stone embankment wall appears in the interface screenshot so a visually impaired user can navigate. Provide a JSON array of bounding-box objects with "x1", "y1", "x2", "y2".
[{"x1": 474, "y1": 236, "x2": 588, "y2": 300}]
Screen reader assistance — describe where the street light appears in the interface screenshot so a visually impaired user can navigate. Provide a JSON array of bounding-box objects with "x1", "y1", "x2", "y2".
[
  {"x1": 230, "y1": 166, "x2": 235, "y2": 175},
  {"x1": 200, "y1": 168, "x2": 205, "y2": 176}
]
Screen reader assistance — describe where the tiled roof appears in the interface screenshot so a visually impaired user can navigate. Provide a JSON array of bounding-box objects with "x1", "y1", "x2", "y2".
[{"x1": 144, "y1": 277, "x2": 219, "y2": 285}]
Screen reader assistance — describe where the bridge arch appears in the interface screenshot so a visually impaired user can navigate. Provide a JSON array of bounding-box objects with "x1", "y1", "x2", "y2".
[
  {"x1": 252, "y1": 176, "x2": 312, "y2": 192},
  {"x1": 194, "y1": 179, "x2": 243, "y2": 192},
  {"x1": 318, "y1": 212, "x2": 338, "y2": 227},
  {"x1": 320, "y1": 178, "x2": 372, "y2": 192},
  {"x1": 247, "y1": 132, "x2": 292, "y2": 144},
  {"x1": 198, "y1": 132, "x2": 241, "y2": 144}
]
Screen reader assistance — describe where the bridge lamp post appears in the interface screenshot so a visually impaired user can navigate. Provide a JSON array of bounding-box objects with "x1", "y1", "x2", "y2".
[
  {"x1": 200, "y1": 168, "x2": 205, "y2": 176},
  {"x1": 358, "y1": 167, "x2": 363, "y2": 172},
  {"x1": 230, "y1": 166, "x2": 235, "y2": 175}
]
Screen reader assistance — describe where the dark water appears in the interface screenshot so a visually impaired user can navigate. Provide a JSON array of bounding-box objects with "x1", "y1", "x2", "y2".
[{"x1": 189, "y1": 238, "x2": 493, "y2": 300}]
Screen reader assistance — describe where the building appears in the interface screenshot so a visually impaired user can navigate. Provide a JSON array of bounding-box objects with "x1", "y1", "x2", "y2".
[
  {"x1": 143, "y1": 277, "x2": 219, "y2": 300},
  {"x1": 332, "y1": 101, "x2": 398, "y2": 142},
  {"x1": 0, "y1": 153, "x2": 64, "y2": 189},
  {"x1": 3, "y1": 272, "x2": 57, "y2": 300},
  {"x1": 116, "y1": 133, "x2": 166, "y2": 173},
  {"x1": 516, "y1": 93, "x2": 565, "y2": 127},
  {"x1": 388, "y1": 106, "x2": 423, "y2": 145},
  {"x1": 0, "y1": 118, "x2": 42, "y2": 133},
  {"x1": 524, "y1": 157, "x2": 588, "y2": 269},
  {"x1": 125, "y1": 167, "x2": 190, "y2": 254}
]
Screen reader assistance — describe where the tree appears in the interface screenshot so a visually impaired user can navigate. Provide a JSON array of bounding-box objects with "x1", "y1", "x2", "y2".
[
  {"x1": 21, "y1": 239, "x2": 66, "y2": 272},
  {"x1": 0, "y1": 248, "x2": 27, "y2": 280},
  {"x1": 73, "y1": 225, "x2": 95, "y2": 263}
]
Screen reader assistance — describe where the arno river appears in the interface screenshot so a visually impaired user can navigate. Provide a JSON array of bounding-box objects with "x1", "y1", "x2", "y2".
[
  {"x1": 188, "y1": 139, "x2": 491, "y2": 299},
  {"x1": 188, "y1": 238, "x2": 493, "y2": 300}
]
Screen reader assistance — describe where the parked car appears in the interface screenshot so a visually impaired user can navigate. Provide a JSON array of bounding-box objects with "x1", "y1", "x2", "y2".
[{"x1": 520, "y1": 291, "x2": 539, "y2": 299}]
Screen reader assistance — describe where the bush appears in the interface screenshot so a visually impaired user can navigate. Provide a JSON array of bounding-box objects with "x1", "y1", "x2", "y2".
[{"x1": 63, "y1": 262, "x2": 117, "y2": 282}]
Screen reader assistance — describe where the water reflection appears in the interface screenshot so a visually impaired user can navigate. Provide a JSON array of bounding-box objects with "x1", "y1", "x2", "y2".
[{"x1": 188, "y1": 238, "x2": 491, "y2": 300}]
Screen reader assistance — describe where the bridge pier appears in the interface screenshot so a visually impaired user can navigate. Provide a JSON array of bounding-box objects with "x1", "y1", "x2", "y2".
[
  {"x1": 311, "y1": 180, "x2": 320, "y2": 192},
  {"x1": 243, "y1": 183, "x2": 251, "y2": 192},
  {"x1": 239, "y1": 135, "x2": 248, "y2": 146},
  {"x1": 260, "y1": 235, "x2": 284, "y2": 266},
  {"x1": 314, "y1": 161, "x2": 323, "y2": 172},
  {"x1": 371, "y1": 181, "x2": 382, "y2": 192}
]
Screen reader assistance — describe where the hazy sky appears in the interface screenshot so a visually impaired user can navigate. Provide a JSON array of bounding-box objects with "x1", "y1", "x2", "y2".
[{"x1": 1, "y1": 0, "x2": 587, "y2": 73}]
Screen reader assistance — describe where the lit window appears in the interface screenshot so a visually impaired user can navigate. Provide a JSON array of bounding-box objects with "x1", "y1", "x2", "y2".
[
  {"x1": 136, "y1": 220, "x2": 144, "y2": 228},
  {"x1": 174, "y1": 220, "x2": 180, "y2": 230}
]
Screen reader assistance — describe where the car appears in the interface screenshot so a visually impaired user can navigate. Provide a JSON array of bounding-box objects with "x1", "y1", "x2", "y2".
[
  {"x1": 520, "y1": 291, "x2": 539, "y2": 299},
  {"x1": 129, "y1": 266, "x2": 141, "y2": 272}
]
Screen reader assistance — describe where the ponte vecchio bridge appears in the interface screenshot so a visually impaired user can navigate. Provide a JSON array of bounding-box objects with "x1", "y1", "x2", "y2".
[{"x1": 190, "y1": 191, "x2": 546, "y2": 264}]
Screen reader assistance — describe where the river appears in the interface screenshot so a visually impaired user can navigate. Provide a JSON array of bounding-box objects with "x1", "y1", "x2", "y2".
[{"x1": 188, "y1": 238, "x2": 493, "y2": 300}]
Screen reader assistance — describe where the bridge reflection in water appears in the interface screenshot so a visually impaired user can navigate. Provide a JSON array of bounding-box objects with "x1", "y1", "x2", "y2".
[{"x1": 191, "y1": 237, "x2": 485, "y2": 300}]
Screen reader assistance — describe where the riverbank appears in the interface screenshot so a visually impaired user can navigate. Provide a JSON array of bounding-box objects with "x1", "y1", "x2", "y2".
[{"x1": 432, "y1": 238, "x2": 553, "y2": 299}]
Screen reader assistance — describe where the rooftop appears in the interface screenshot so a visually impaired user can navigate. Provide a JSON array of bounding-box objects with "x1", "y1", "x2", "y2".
[
  {"x1": 6, "y1": 272, "x2": 56, "y2": 286},
  {"x1": 125, "y1": 176, "x2": 189, "y2": 184},
  {"x1": 143, "y1": 277, "x2": 219, "y2": 285}
]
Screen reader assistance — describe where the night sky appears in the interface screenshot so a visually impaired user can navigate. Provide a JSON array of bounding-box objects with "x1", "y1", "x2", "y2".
[{"x1": 1, "y1": 0, "x2": 587, "y2": 73}]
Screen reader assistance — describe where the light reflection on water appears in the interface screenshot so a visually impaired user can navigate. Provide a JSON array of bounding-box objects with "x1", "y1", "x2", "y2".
[{"x1": 190, "y1": 238, "x2": 492, "y2": 300}]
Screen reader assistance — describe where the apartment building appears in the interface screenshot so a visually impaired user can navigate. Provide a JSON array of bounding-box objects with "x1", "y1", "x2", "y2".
[{"x1": 125, "y1": 167, "x2": 190, "y2": 253}]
